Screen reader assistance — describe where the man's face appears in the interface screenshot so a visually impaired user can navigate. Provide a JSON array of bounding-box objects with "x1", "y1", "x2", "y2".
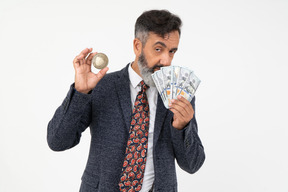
[{"x1": 138, "y1": 30, "x2": 180, "y2": 87}]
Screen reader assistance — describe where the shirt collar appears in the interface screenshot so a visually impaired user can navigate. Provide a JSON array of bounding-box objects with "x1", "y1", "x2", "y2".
[{"x1": 128, "y1": 62, "x2": 143, "y2": 89}]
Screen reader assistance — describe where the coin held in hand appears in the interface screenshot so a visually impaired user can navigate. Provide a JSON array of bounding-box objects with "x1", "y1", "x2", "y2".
[{"x1": 92, "y1": 53, "x2": 109, "y2": 69}]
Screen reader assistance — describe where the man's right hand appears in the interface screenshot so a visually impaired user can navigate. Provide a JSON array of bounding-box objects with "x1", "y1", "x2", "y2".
[{"x1": 73, "y1": 48, "x2": 109, "y2": 94}]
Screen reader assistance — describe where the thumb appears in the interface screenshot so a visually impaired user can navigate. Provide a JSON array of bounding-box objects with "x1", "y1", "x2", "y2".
[{"x1": 95, "y1": 67, "x2": 109, "y2": 82}]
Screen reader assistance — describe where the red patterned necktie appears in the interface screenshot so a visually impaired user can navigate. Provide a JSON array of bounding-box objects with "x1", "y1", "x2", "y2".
[{"x1": 119, "y1": 80, "x2": 150, "y2": 192}]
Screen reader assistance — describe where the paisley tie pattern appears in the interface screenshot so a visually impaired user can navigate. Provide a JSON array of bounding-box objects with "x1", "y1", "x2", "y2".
[{"x1": 119, "y1": 80, "x2": 149, "y2": 192}]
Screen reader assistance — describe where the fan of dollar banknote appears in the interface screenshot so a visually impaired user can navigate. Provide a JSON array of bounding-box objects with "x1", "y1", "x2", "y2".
[{"x1": 152, "y1": 66, "x2": 201, "y2": 109}]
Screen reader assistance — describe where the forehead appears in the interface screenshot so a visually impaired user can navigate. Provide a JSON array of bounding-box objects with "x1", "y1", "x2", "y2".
[{"x1": 145, "y1": 31, "x2": 180, "y2": 47}]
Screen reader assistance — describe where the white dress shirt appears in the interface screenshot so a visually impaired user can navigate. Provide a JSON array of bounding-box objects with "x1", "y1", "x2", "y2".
[{"x1": 128, "y1": 63, "x2": 158, "y2": 191}]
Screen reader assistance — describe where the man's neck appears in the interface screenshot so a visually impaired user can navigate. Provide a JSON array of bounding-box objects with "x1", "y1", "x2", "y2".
[{"x1": 131, "y1": 60, "x2": 141, "y2": 77}]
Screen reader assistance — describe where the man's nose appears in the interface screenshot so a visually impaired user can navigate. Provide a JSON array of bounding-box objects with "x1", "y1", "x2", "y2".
[{"x1": 159, "y1": 53, "x2": 172, "y2": 66}]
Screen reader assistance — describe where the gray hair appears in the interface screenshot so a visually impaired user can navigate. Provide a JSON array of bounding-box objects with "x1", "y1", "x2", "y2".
[{"x1": 134, "y1": 10, "x2": 182, "y2": 46}]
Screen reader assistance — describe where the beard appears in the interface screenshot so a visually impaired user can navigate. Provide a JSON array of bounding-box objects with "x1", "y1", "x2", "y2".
[{"x1": 138, "y1": 52, "x2": 162, "y2": 87}]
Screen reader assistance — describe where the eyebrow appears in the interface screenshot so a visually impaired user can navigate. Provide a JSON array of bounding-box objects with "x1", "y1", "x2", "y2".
[
  {"x1": 153, "y1": 41, "x2": 178, "y2": 52},
  {"x1": 154, "y1": 41, "x2": 167, "y2": 48}
]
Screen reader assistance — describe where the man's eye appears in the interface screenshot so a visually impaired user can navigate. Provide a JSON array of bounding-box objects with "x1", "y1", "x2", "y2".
[{"x1": 155, "y1": 48, "x2": 161, "y2": 52}]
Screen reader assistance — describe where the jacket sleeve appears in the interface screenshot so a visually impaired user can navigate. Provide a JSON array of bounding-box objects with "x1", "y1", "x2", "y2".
[
  {"x1": 170, "y1": 96, "x2": 205, "y2": 174},
  {"x1": 47, "y1": 84, "x2": 92, "y2": 151}
]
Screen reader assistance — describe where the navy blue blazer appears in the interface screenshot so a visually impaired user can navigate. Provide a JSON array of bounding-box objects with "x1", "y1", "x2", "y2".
[{"x1": 47, "y1": 64, "x2": 205, "y2": 192}]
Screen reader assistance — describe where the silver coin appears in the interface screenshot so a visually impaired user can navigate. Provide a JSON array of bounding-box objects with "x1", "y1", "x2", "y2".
[{"x1": 92, "y1": 53, "x2": 109, "y2": 69}]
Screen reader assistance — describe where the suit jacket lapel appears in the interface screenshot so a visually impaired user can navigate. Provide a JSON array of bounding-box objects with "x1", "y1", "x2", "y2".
[
  {"x1": 115, "y1": 64, "x2": 132, "y2": 132},
  {"x1": 114, "y1": 64, "x2": 168, "y2": 137},
  {"x1": 154, "y1": 94, "x2": 168, "y2": 144}
]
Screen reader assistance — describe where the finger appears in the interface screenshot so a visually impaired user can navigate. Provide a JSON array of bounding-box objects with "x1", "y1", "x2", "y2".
[
  {"x1": 78, "y1": 56, "x2": 84, "y2": 65},
  {"x1": 170, "y1": 98, "x2": 194, "y2": 121},
  {"x1": 73, "y1": 56, "x2": 80, "y2": 68},
  {"x1": 80, "y1": 48, "x2": 93, "y2": 59},
  {"x1": 169, "y1": 108, "x2": 185, "y2": 123},
  {"x1": 177, "y1": 95, "x2": 193, "y2": 108},
  {"x1": 170, "y1": 99, "x2": 190, "y2": 116},
  {"x1": 73, "y1": 48, "x2": 91, "y2": 66},
  {"x1": 175, "y1": 96, "x2": 193, "y2": 112},
  {"x1": 86, "y1": 52, "x2": 98, "y2": 65},
  {"x1": 73, "y1": 55, "x2": 85, "y2": 68},
  {"x1": 170, "y1": 107, "x2": 191, "y2": 130},
  {"x1": 170, "y1": 103, "x2": 187, "y2": 118},
  {"x1": 77, "y1": 48, "x2": 93, "y2": 64},
  {"x1": 95, "y1": 67, "x2": 109, "y2": 81},
  {"x1": 170, "y1": 103, "x2": 193, "y2": 123},
  {"x1": 170, "y1": 108, "x2": 180, "y2": 118},
  {"x1": 170, "y1": 99, "x2": 187, "y2": 110}
]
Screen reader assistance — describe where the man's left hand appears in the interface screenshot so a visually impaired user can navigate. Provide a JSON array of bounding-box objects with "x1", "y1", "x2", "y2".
[{"x1": 169, "y1": 95, "x2": 194, "y2": 130}]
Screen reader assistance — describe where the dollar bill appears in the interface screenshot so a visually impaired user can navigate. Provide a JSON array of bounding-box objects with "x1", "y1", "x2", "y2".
[
  {"x1": 154, "y1": 70, "x2": 167, "y2": 102},
  {"x1": 175, "y1": 67, "x2": 192, "y2": 97},
  {"x1": 161, "y1": 66, "x2": 172, "y2": 106},
  {"x1": 179, "y1": 71, "x2": 201, "y2": 102},
  {"x1": 151, "y1": 66, "x2": 201, "y2": 108},
  {"x1": 153, "y1": 70, "x2": 170, "y2": 108},
  {"x1": 151, "y1": 72, "x2": 167, "y2": 107},
  {"x1": 189, "y1": 72, "x2": 201, "y2": 92},
  {"x1": 177, "y1": 87, "x2": 193, "y2": 102},
  {"x1": 171, "y1": 66, "x2": 180, "y2": 99}
]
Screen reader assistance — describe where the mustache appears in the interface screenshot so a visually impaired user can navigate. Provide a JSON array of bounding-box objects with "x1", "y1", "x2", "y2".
[{"x1": 148, "y1": 64, "x2": 164, "y2": 73}]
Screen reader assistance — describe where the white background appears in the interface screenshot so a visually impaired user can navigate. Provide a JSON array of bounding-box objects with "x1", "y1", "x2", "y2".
[{"x1": 0, "y1": 0, "x2": 287, "y2": 191}]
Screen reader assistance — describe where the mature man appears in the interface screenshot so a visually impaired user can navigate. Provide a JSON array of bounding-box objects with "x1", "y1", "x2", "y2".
[{"x1": 47, "y1": 10, "x2": 205, "y2": 192}]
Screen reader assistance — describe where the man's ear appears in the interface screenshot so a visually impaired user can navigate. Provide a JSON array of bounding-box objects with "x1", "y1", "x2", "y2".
[{"x1": 133, "y1": 38, "x2": 142, "y2": 57}]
